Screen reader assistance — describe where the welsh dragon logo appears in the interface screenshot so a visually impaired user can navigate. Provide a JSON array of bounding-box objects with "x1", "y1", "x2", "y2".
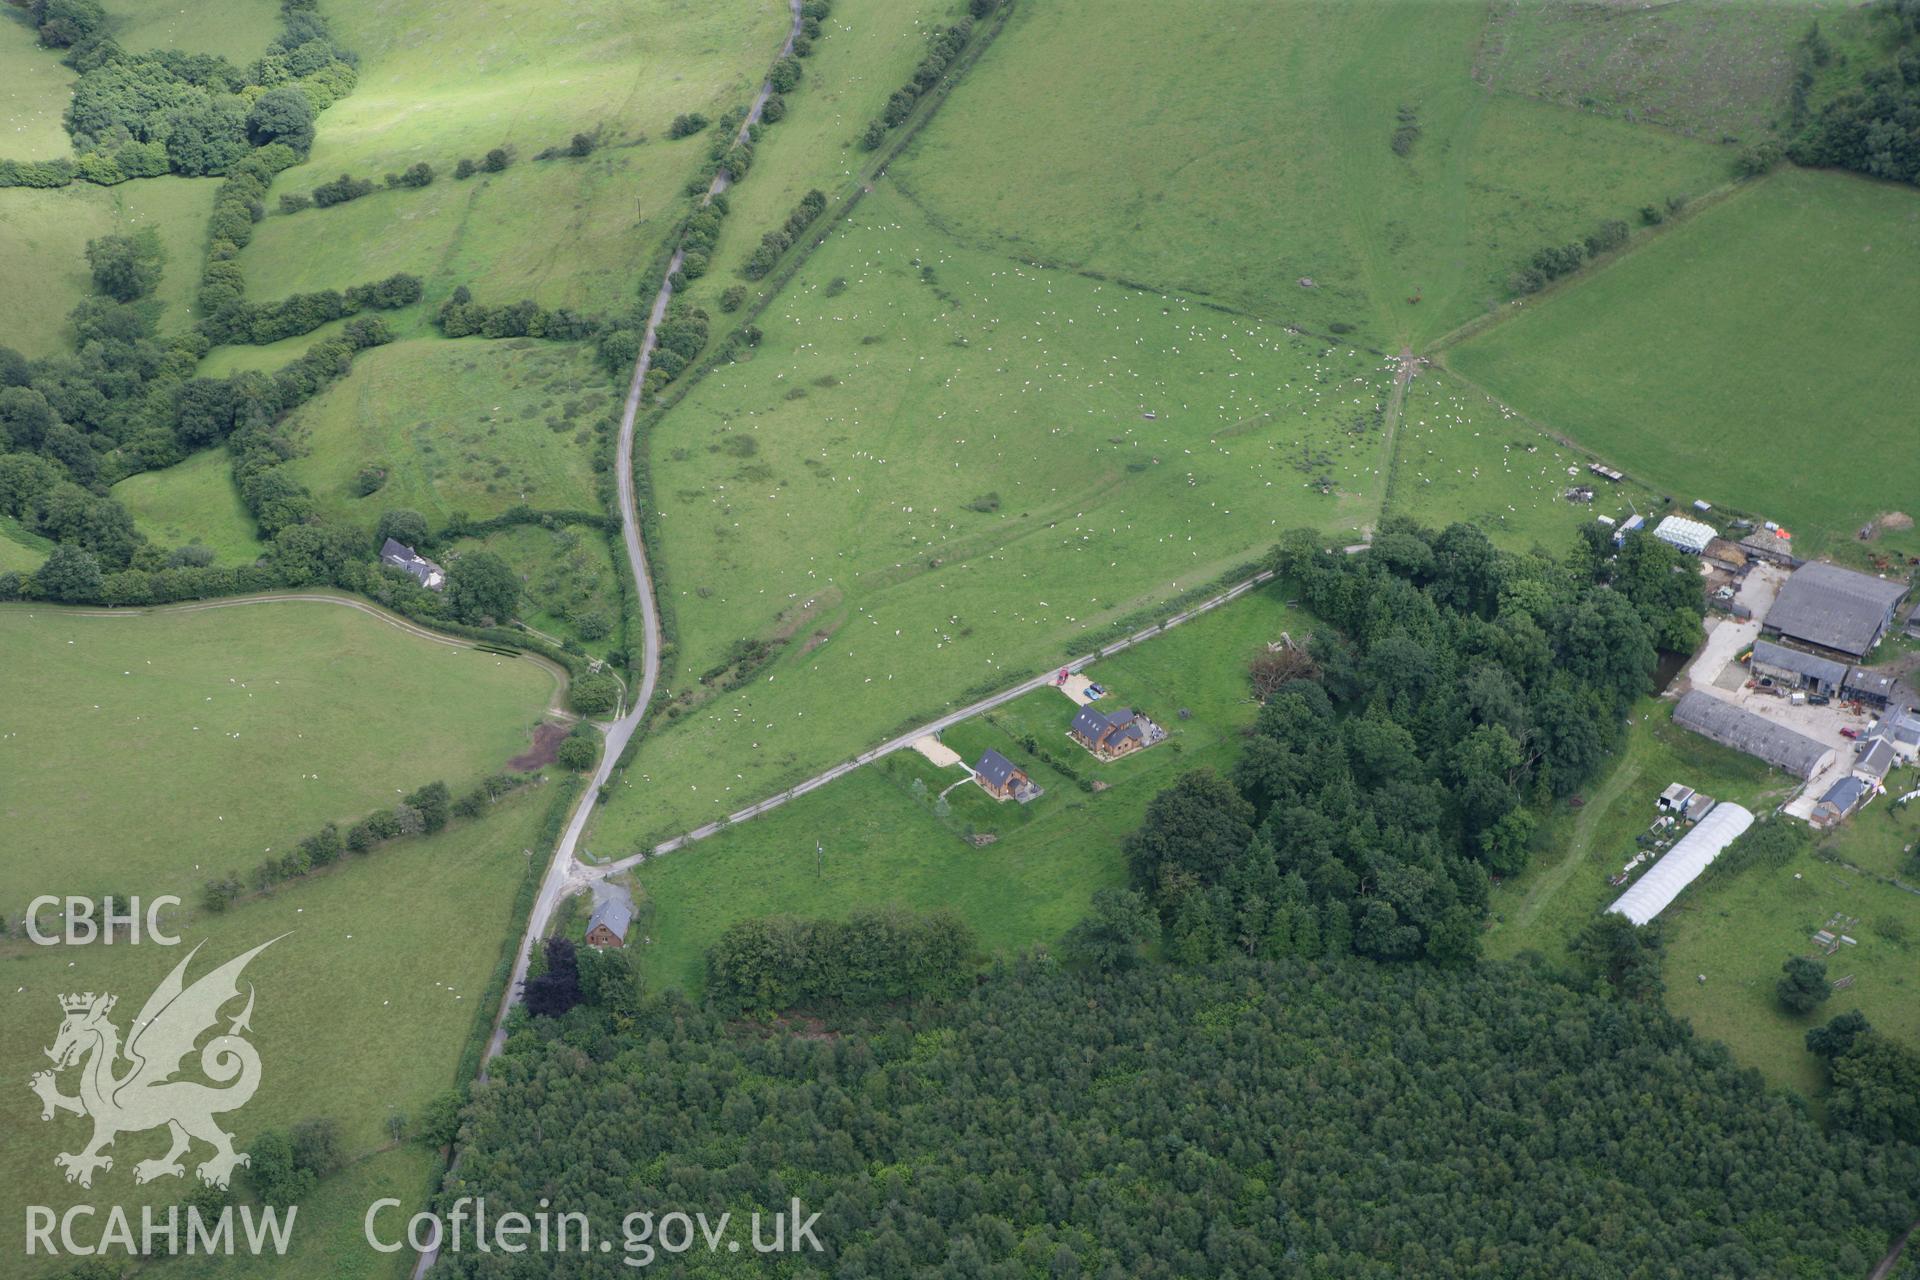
[{"x1": 29, "y1": 938, "x2": 280, "y2": 1190}]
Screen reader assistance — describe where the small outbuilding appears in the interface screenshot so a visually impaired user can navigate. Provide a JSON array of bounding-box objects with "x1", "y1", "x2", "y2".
[
  {"x1": 1608, "y1": 802, "x2": 1754, "y2": 925},
  {"x1": 1657, "y1": 782, "x2": 1695, "y2": 814},
  {"x1": 1672, "y1": 690, "x2": 1835, "y2": 779},
  {"x1": 1703, "y1": 538, "x2": 1748, "y2": 574},
  {"x1": 1842, "y1": 666, "x2": 1897, "y2": 708},
  {"x1": 1750, "y1": 639, "x2": 1847, "y2": 695}
]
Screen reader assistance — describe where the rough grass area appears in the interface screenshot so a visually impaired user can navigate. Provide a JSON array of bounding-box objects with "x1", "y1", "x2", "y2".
[
  {"x1": 281, "y1": 338, "x2": 612, "y2": 529},
  {"x1": 290, "y1": 0, "x2": 784, "y2": 178},
  {"x1": 0, "y1": 176, "x2": 219, "y2": 357},
  {"x1": 587, "y1": 186, "x2": 1389, "y2": 852},
  {"x1": 630, "y1": 583, "x2": 1294, "y2": 993},
  {"x1": 243, "y1": 145, "x2": 693, "y2": 316},
  {"x1": 1447, "y1": 169, "x2": 1920, "y2": 559},
  {"x1": 0, "y1": 601, "x2": 558, "y2": 901},
  {"x1": 1386, "y1": 366, "x2": 1664, "y2": 552},
  {"x1": 111, "y1": 446, "x2": 262, "y2": 564},
  {"x1": 0, "y1": 786, "x2": 553, "y2": 1270},
  {"x1": 448, "y1": 521, "x2": 623, "y2": 652},
  {"x1": 108, "y1": 0, "x2": 281, "y2": 62},
  {"x1": 1664, "y1": 840, "x2": 1919, "y2": 1098},
  {"x1": 892, "y1": 0, "x2": 1731, "y2": 347},
  {"x1": 0, "y1": 6, "x2": 75, "y2": 160},
  {"x1": 1475, "y1": 0, "x2": 1817, "y2": 143},
  {"x1": 1486, "y1": 696, "x2": 1787, "y2": 970},
  {"x1": 201, "y1": 321, "x2": 363, "y2": 378}
]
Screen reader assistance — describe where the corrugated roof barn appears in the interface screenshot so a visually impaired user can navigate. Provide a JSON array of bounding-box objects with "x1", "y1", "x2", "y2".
[
  {"x1": 1751, "y1": 639, "x2": 1847, "y2": 691},
  {"x1": 1672, "y1": 690, "x2": 1835, "y2": 779},
  {"x1": 1764, "y1": 562, "x2": 1909, "y2": 657}
]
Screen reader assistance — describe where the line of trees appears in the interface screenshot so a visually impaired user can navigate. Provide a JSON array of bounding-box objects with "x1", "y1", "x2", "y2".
[
  {"x1": 1507, "y1": 216, "x2": 1634, "y2": 294},
  {"x1": 858, "y1": 17, "x2": 977, "y2": 151},
  {"x1": 433, "y1": 288, "x2": 602, "y2": 342},
  {"x1": 742, "y1": 188, "x2": 827, "y2": 280}
]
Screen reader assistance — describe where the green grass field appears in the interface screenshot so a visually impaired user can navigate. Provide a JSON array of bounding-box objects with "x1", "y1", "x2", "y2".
[
  {"x1": 112, "y1": 447, "x2": 263, "y2": 563},
  {"x1": 201, "y1": 321, "x2": 365, "y2": 378},
  {"x1": 447, "y1": 521, "x2": 623, "y2": 651},
  {"x1": 1387, "y1": 366, "x2": 1665, "y2": 552},
  {"x1": 629, "y1": 581, "x2": 1294, "y2": 992},
  {"x1": 243, "y1": 144, "x2": 693, "y2": 315},
  {"x1": 0, "y1": 600, "x2": 559, "y2": 903},
  {"x1": 280, "y1": 337, "x2": 610, "y2": 529},
  {"x1": 0, "y1": 784, "x2": 557, "y2": 1271},
  {"x1": 0, "y1": 6, "x2": 75, "y2": 161},
  {"x1": 109, "y1": 0, "x2": 281, "y2": 61},
  {"x1": 1446, "y1": 168, "x2": 1920, "y2": 559},
  {"x1": 0, "y1": 516, "x2": 51, "y2": 573},
  {"x1": 892, "y1": 0, "x2": 1732, "y2": 348},
  {"x1": 1476, "y1": 0, "x2": 1817, "y2": 143},
  {"x1": 587, "y1": 185, "x2": 1388, "y2": 852},
  {"x1": 0, "y1": 176, "x2": 220, "y2": 358}
]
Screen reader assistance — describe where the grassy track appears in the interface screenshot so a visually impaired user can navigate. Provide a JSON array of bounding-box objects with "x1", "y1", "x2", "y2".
[
  {"x1": 280, "y1": 337, "x2": 612, "y2": 529},
  {"x1": 1446, "y1": 168, "x2": 1920, "y2": 558},
  {"x1": 0, "y1": 601, "x2": 558, "y2": 901},
  {"x1": 0, "y1": 177, "x2": 220, "y2": 357},
  {"x1": 587, "y1": 185, "x2": 1388, "y2": 853},
  {"x1": 0, "y1": 786, "x2": 555, "y2": 1270},
  {"x1": 111, "y1": 447, "x2": 263, "y2": 563},
  {"x1": 892, "y1": 0, "x2": 1731, "y2": 348},
  {"x1": 631, "y1": 582, "x2": 1294, "y2": 992}
]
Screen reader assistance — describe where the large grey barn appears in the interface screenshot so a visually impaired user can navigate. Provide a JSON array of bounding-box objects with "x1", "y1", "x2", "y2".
[
  {"x1": 1763, "y1": 562, "x2": 1908, "y2": 659},
  {"x1": 1672, "y1": 690, "x2": 1835, "y2": 779}
]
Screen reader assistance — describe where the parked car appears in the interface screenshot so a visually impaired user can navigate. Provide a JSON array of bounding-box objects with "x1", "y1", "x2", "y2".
[
  {"x1": 1840, "y1": 726, "x2": 1860, "y2": 740},
  {"x1": 1808, "y1": 694, "x2": 1831, "y2": 706}
]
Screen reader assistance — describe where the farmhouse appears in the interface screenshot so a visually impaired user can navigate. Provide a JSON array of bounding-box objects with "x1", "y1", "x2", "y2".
[
  {"x1": 585, "y1": 885, "x2": 633, "y2": 949},
  {"x1": 1813, "y1": 776, "x2": 1871, "y2": 828},
  {"x1": 1750, "y1": 640, "x2": 1846, "y2": 696},
  {"x1": 1841, "y1": 666, "x2": 1897, "y2": 708},
  {"x1": 973, "y1": 748, "x2": 1040, "y2": 802},
  {"x1": 380, "y1": 538, "x2": 446, "y2": 591},
  {"x1": 1882, "y1": 707, "x2": 1920, "y2": 759},
  {"x1": 1854, "y1": 736, "x2": 1895, "y2": 783},
  {"x1": 1069, "y1": 705, "x2": 1161, "y2": 760},
  {"x1": 1652, "y1": 514, "x2": 1715, "y2": 556},
  {"x1": 1672, "y1": 690, "x2": 1835, "y2": 779},
  {"x1": 1762, "y1": 561, "x2": 1908, "y2": 659},
  {"x1": 1608, "y1": 802, "x2": 1754, "y2": 926}
]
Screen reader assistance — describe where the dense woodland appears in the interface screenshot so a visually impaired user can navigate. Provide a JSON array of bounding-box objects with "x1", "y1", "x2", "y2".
[
  {"x1": 1122, "y1": 520, "x2": 1698, "y2": 968},
  {"x1": 450, "y1": 957, "x2": 1920, "y2": 1278},
  {"x1": 1791, "y1": 0, "x2": 1920, "y2": 185}
]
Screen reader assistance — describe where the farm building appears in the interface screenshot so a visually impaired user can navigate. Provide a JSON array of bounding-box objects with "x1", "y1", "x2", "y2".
[
  {"x1": 1657, "y1": 782, "x2": 1695, "y2": 814},
  {"x1": 1750, "y1": 640, "x2": 1846, "y2": 695},
  {"x1": 1854, "y1": 737, "x2": 1895, "y2": 783},
  {"x1": 380, "y1": 538, "x2": 446, "y2": 590},
  {"x1": 1069, "y1": 705, "x2": 1162, "y2": 760},
  {"x1": 1652, "y1": 515, "x2": 1715, "y2": 555},
  {"x1": 1762, "y1": 561, "x2": 1909, "y2": 659},
  {"x1": 1672, "y1": 690, "x2": 1835, "y2": 779},
  {"x1": 1611, "y1": 513, "x2": 1645, "y2": 546},
  {"x1": 585, "y1": 885, "x2": 633, "y2": 949},
  {"x1": 1813, "y1": 776, "x2": 1871, "y2": 827},
  {"x1": 1703, "y1": 538, "x2": 1748, "y2": 574},
  {"x1": 973, "y1": 748, "x2": 1040, "y2": 802},
  {"x1": 1739, "y1": 528, "x2": 1795, "y2": 566},
  {"x1": 1882, "y1": 707, "x2": 1920, "y2": 759},
  {"x1": 1608, "y1": 801, "x2": 1754, "y2": 926},
  {"x1": 1841, "y1": 666, "x2": 1897, "y2": 708}
]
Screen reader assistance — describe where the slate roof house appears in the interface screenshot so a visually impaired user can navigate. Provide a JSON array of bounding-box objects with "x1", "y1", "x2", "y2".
[
  {"x1": 1672, "y1": 690, "x2": 1835, "y2": 780},
  {"x1": 380, "y1": 538, "x2": 446, "y2": 590},
  {"x1": 1855, "y1": 736, "x2": 1896, "y2": 783},
  {"x1": 1069, "y1": 705, "x2": 1161, "y2": 760},
  {"x1": 1750, "y1": 639, "x2": 1846, "y2": 695},
  {"x1": 585, "y1": 885, "x2": 634, "y2": 949},
  {"x1": 973, "y1": 748, "x2": 1040, "y2": 802},
  {"x1": 1813, "y1": 776, "x2": 1871, "y2": 828},
  {"x1": 1763, "y1": 562, "x2": 1909, "y2": 659}
]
